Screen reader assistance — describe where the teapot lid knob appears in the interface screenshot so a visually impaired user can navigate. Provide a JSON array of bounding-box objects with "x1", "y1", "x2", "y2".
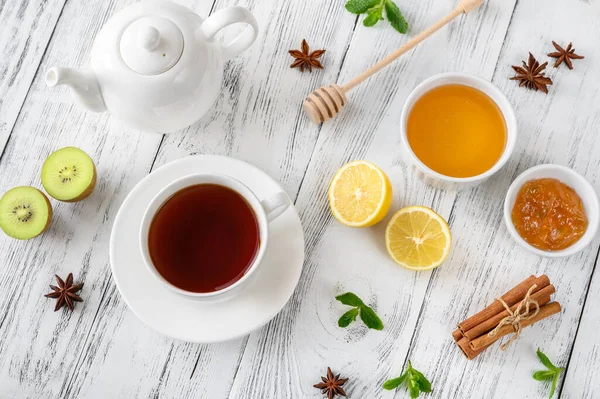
[
  {"x1": 120, "y1": 16, "x2": 184, "y2": 76},
  {"x1": 139, "y1": 26, "x2": 161, "y2": 51}
]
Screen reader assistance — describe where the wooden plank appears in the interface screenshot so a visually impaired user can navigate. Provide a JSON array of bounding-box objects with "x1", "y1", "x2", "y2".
[
  {"x1": 561, "y1": 259, "x2": 600, "y2": 399},
  {"x1": 402, "y1": 0, "x2": 600, "y2": 398},
  {"x1": 0, "y1": 0, "x2": 160, "y2": 394},
  {"x1": 0, "y1": 0, "x2": 232, "y2": 397},
  {"x1": 228, "y1": 0, "x2": 518, "y2": 397},
  {"x1": 0, "y1": 0, "x2": 66, "y2": 157},
  {"x1": 139, "y1": 0, "x2": 361, "y2": 394}
]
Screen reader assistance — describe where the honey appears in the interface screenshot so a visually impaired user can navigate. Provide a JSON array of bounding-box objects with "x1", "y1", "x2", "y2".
[
  {"x1": 512, "y1": 178, "x2": 587, "y2": 251},
  {"x1": 407, "y1": 84, "x2": 507, "y2": 178}
]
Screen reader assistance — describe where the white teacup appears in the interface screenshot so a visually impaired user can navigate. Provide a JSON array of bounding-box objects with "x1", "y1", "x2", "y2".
[
  {"x1": 400, "y1": 72, "x2": 518, "y2": 190},
  {"x1": 139, "y1": 173, "x2": 290, "y2": 298}
]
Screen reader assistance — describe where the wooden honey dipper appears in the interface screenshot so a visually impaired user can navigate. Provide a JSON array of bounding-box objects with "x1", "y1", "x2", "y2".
[{"x1": 303, "y1": 0, "x2": 484, "y2": 124}]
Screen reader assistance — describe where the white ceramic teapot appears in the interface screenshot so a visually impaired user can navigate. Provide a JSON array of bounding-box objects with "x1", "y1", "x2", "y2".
[{"x1": 45, "y1": 1, "x2": 258, "y2": 133}]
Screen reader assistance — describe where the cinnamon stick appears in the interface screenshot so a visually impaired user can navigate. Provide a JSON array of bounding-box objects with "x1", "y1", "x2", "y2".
[
  {"x1": 457, "y1": 275, "x2": 549, "y2": 334},
  {"x1": 463, "y1": 284, "x2": 555, "y2": 341},
  {"x1": 452, "y1": 328, "x2": 463, "y2": 341},
  {"x1": 456, "y1": 337, "x2": 489, "y2": 360},
  {"x1": 469, "y1": 302, "x2": 561, "y2": 351}
]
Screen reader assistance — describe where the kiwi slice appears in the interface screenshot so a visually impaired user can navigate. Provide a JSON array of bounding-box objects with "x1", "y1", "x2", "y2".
[
  {"x1": 0, "y1": 186, "x2": 53, "y2": 240},
  {"x1": 41, "y1": 147, "x2": 97, "y2": 202}
]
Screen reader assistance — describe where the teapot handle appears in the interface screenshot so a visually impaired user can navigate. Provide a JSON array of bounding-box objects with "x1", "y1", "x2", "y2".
[{"x1": 201, "y1": 6, "x2": 258, "y2": 62}]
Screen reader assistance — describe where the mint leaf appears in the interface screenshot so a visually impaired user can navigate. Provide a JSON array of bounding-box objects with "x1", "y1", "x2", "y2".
[
  {"x1": 408, "y1": 379, "x2": 420, "y2": 398},
  {"x1": 549, "y1": 374, "x2": 559, "y2": 399},
  {"x1": 335, "y1": 292, "x2": 364, "y2": 307},
  {"x1": 338, "y1": 307, "x2": 359, "y2": 327},
  {"x1": 412, "y1": 369, "x2": 432, "y2": 392},
  {"x1": 384, "y1": 0, "x2": 408, "y2": 33},
  {"x1": 363, "y1": 8, "x2": 383, "y2": 27},
  {"x1": 533, "y1": 348, "x2": 563, "y2": 399},
  {"x1": 359, "y1": 305, "x2": 384, "y2": 330},
  {"x1": 382, "y1": 372, "x2": 407, "y2": 390},
  {"x1": 537, "y1": 348, "x2": 559, "y2": 371},
  {"x1": 345, "y1": 0, "x2": 380, "y2": 14},
  {"x1": 343, "y1": 0, "x2": 409, "y2": 34},
  {"x1": 533, "y1": 370, "x2": 555, "y2": 381},
  {"x1": 383, "y1": 361, "x2": 432, "y2": 398},
  {"x1": 336, "y1": 292, "x2": 383, "y2": 330}
]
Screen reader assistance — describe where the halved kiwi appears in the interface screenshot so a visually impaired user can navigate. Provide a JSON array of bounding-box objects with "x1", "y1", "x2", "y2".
[
  {"x1": 41, "y1": 147, "x2": 97, "y2": 202},
  {"x1": 0, "y1": 186, "x2": 53, "y2": 240}
]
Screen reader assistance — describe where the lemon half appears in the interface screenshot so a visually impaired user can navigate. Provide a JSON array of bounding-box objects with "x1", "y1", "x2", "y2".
[
  {"x1": 328, "y1": 161, "x2": 392, "y2": 227},
  {"x1": 385, "y1": 206, "x2": 452, "y2": 271}
]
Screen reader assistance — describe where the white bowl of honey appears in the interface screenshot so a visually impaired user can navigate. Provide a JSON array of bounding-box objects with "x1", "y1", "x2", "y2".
[
  {"x1": 400, "y1": 72, "x2": 517, "y2": 189},
  {"x1": 504, "y1": 164, "x2": 600, "y2": 257}
]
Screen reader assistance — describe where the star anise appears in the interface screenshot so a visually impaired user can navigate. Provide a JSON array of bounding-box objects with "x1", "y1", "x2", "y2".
[
  {"x1": 548, "y1": 41, "x2": 584, "y2": 70},
  {"x1": 313, "y1": 367, "x2": 348, "y2": 399},
  {"x1": 289, "y1": 39, "x2": 325, "y2": 73},
  {"x1": 510, "y1": 53, "x2": 553, "y2": 94},
  {"x1": 44, "y1": 273, "x2": 84, "y2": 312}
]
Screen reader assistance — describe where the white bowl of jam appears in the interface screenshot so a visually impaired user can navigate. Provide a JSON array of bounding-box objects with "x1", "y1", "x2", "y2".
[{"x1": 504, "y1": 164, "x2": 600, "y2": 257}]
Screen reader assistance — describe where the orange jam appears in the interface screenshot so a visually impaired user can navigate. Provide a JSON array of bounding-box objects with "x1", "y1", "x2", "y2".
[{"x1": 512, "y1": 178, "x2": 587, "y2": 251}]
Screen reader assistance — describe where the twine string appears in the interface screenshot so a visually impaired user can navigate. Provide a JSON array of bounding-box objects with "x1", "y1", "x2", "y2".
[{"x1": 488, "y1": 284, "x2": 540, "y2": 351}]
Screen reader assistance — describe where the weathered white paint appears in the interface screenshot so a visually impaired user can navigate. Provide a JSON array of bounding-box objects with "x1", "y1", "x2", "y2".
[
  {"x1": 0, "y1": 0, "x2": 598, "y2": 398},
  {"x1": 563, "y1": 260, "x2": 600, "y2": 399},
  {"x1": 0, "y1": 0, "x2": 66, "y2": 156}
]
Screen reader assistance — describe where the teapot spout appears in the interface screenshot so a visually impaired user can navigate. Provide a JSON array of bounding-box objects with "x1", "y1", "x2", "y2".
[{"x1": 45, "y1": 67, "x2": 106, "y2": 113}]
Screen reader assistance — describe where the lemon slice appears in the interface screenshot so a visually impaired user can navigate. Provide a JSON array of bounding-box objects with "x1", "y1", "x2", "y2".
[
  {"x1": 328, "y1": 161, "x2": 392, "y2": 227},
  {"x1": 385, "y1": 206, "x2": 452, "y2": 270}
]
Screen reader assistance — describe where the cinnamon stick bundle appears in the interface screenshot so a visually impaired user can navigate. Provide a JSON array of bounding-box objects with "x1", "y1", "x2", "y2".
[
  {"x1": 452, "y1": 275, "x2": 560, "y2": 360},
  {"x1": 452, "y1": 276, "x2": 538, "y2": 341},
  {"x1": 469, "y1": 302, "x2": 562, "y2": 351},
  {"x1": 457, "y1": 275, "x2": 549, "y2": 335},
  {"x1": 463, "y1": 284, "x2": 555, "y2": 341}
]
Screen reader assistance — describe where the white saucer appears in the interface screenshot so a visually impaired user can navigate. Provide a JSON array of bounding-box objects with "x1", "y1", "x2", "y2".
[{"x1": 109, "y1": 155, "x2": 305, "y2": 343}]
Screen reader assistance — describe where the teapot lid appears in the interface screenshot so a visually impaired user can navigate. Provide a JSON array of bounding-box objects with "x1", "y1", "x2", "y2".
[{"x1": 119, "y1": 16, "x2": 183, "y2": 75}]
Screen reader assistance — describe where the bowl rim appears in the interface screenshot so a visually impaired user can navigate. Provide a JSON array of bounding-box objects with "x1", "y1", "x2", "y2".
[
  {"x1": 503, "y1": 164, "x2": 600, "y2": 258},
  {"x1": 400, "y1": 72, "x2": 518, "y2": 184}
]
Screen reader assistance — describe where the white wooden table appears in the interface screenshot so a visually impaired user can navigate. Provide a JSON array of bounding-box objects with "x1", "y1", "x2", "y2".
[{"x1": 1, "y1": 0, "x2": 599, "y2": 398}]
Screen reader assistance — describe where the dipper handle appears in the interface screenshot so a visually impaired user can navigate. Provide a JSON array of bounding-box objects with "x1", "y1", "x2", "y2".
[
  {"x1": 341, "y1": 0, "x2": 484, "y2": 92},
  {"x1": 458, "y1": 0, "x2": 484, "y2": 13}
]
